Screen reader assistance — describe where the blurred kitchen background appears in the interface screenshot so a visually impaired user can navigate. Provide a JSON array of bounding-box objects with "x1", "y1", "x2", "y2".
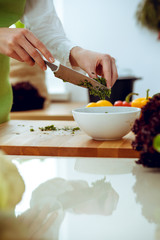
[
  {"x1": 47, "y1": 0, "x2": 160, "y2": 102},
  {"x1": 10, "y1": 0, "x2": 160, "y2": 110}
]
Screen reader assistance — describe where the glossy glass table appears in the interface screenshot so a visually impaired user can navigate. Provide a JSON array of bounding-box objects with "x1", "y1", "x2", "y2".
[{"x1": 3, "y1": 156, "x2": 160, "y2": 240}]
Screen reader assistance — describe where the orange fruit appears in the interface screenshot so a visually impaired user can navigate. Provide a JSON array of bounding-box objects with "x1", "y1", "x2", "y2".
[
  {"x1": 96, "y1": 100, "x2": 113, "y2": 107},
  {"x1": 86, "y1": 102, "x2": 97, "y2": 108}
]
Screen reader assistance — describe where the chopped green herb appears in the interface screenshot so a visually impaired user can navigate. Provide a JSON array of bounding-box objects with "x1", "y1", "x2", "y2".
[
  {"x1": 62, "y1": 126, "x2": 80, "y2": 134},
  {"x1": 78, "y1": 77, "x2": 111, "y2": 100},
  {"x1": 30, "y1": 128, "x2": 34, "y2": 132},
  {"x1": 36, "y1": 125, "x2": 80, "y2": 134},
  {"x1": 72, "y1": 127, "x2": 80, "y2": 131},
  {"x1": 62, "y1": 126, "x2": 71, "y2": 131},
  {"x1": 39, "y1": 125, "x2": 57, "y2": 131},
  {"x1": 71, "y1": 127, "x2": 80, "y2": 134},
  {"x1": 105, "y1": 112, "x2": 108, "y2": 113},
  {"x1": 94, "y1": 76, "x2": 106, "y2": 86}
]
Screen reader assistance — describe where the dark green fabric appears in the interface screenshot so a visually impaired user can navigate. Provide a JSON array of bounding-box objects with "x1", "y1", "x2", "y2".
[{"x1": 0, "y1": 0, "x2": 26, "y2": 124}]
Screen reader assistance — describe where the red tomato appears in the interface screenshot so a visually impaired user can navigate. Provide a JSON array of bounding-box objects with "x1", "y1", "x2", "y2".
[
  {"x1": 122, "y1": 101, "x2": 131, "y2": 107},
  {"x1": 114, "y1": 100, "x2": 131, "y2": 107},
  {"x1": 114, "y1": 93, "x2": 139, "y2": 107},
  {"x1": 114, "y1": 101, "x2": 123, "y2": 106}
]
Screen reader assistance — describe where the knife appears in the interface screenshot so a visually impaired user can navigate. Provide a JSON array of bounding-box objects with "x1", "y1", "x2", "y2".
[{"x1": 44, "y1": 60, "x2": 108, "y2": 90}]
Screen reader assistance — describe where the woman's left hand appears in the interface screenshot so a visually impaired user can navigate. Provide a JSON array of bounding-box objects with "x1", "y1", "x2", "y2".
[
  {"x1": 18, "y1": 206, "x2": 57, "y2": 239},
  {"x1": 70, "y1": 47, "x2": 118, "y2": 88}
]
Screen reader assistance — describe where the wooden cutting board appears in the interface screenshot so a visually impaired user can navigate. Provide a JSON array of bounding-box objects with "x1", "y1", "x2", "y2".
[{"x1": 0, "y1": 120, "x2": 139, "y2": 158}]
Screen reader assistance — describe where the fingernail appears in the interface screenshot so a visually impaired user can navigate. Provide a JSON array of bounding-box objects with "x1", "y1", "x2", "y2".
[{"x1": 49, "y1": 57, "x2": 55, "y2": 63}]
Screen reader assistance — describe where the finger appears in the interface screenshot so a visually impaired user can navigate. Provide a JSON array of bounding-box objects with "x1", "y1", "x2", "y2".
[
  {"x1": 88, "y1": 70, "x2": 97, "y2": 79},
  {"x1": 95, "y1": 62, "x2": 103, "y2": 76},
  {"x1": 18, "y1": 36, "x2": 46, "y2": 70},
  {"x1": 18, "y1": 208, "x2": 39, "y2": 226},
  {"x1": 31, "y1": 212, "x2": 58, "y2": 239},
  {"x1": 102, "y1": 57, "x2": 112, "y2": 88},
  {"x1": 10, "y1": 51, "x2": 24, "y2": 62},
  {"x1": 14, "y1": 45, "x2": 35, "y2": 66},
  {"x1": 111, "y1": 58, "x2": 118, "y2": 87},
  {"x1": 28, "y1": 207, "x2": 50, "y2": 235},
  {"x1": 24, "y1": 30, "x2": 55, "y2": 63}
]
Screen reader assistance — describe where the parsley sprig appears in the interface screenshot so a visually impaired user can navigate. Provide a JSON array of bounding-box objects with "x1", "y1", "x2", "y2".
[{"x1": 79, "y1": 77, "x2": 111, "y2": 100}]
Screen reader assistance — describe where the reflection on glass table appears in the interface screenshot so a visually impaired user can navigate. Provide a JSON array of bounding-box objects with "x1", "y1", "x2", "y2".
[
  {"x1": 26, "y1": 177, "x2": 118, "y2": 239},
  {"x1": 0, "y1": 154, "x2": 160, "y2": 240},
  {"x1": 132, "y1": 165, "x2": 160, "y2": 240}
]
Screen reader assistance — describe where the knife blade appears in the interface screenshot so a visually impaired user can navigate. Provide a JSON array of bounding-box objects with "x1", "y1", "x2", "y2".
[{"x1": 45, "y1": 60, "x2": 108, "y2": 90}]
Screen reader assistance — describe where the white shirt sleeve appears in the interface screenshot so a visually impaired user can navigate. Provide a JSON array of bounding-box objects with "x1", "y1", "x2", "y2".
[{"x1": 21, "y1": 0, "x2": 77, "y2": 68}]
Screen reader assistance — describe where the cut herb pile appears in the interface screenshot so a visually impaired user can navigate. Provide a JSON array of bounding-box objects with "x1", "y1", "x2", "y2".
[
  {"x1": 38, "y1": 125, "x2": 80, "y2": 135},
  {"x1": 132, "y1": 93, "x2": 160, "y2": 167},
  {"x1": 61, "y1": 126, "x2": 80, "y2": 134},
  {"x1": 39, "y1": 125, "x2": 57, "y2": 131},
  {"x1": 79, "y1": 77, "x2": 111, "y2": 100}
]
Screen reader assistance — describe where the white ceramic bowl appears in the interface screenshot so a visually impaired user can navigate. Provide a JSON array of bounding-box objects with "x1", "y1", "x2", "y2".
[{"x1": 72, "y1": 106, "x2": 141, "y2": 140}]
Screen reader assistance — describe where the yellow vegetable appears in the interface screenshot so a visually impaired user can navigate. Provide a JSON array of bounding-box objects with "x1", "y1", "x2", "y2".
[
  {"x1": 96, "y1": 100, "x2": 113, "y2": 107},
  {"x1": 86, "y1": 102, "x2": 98, "y2": 108},
  {"x1": 86, "y1": 100, "x2": 113, "y2": 108},
  {"x1": 0, "y1": 151, "x2": 25, "y2": 210},
  {"x1": 131, "y1": 89, "x2": 151, "y2": 108}
]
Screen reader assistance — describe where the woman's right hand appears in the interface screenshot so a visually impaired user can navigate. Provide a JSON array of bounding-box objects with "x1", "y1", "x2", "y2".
[{"x1": 0, "y1": 28, "x2": 54, "y2": 70}]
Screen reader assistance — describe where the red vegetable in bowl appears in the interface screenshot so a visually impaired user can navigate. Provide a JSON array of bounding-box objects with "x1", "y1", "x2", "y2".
[{"x1": 114, "y1": 93, "x2": 139, "y2": 107}]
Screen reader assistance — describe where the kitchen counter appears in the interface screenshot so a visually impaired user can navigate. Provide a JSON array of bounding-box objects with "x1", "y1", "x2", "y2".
[
  {"x1": 0, "y1": 120, "x2": 139, "y2": 158},
  {"x1": 1, "y1": 155, "x2": 160, "y2": 240},
  {"x1": 10, "y1": 102, "x2": 87, "y2": 121}
]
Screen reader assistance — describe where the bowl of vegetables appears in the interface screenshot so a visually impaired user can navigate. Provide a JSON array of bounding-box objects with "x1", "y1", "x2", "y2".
[{"x1": 72, "y1": 106, "x2": 141, "y2": 140}]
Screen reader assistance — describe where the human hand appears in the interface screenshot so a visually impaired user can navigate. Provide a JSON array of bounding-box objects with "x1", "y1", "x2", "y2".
[
  {"x1": 18, "y1": 207, "x2": 57, "y2": 239},
  {"x1": 0, "y1": 28, "x2": 54, "y2": 70},
  {"x1": 70, "y1": 47, "x2": 118, "y2": 88}
]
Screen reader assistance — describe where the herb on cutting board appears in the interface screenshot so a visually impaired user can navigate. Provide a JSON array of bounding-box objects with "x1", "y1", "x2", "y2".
[
  {"x1": 60, "y1": 126, "x2": 80, "y2": 134},
  {"x1": 38, "y1": 125, "x2": 80, "y2": 135},
  {"x1": 71, "y1": 127, "x2": 80, "y2": 134},
  {"x1": 79, "y1": 77, "x2": 111, "y2": 100},
  {"x1": 39, "y1": 125, "x2": 57, "y2": 131},
  {"x1": 132, "y1": 93, "x2": 160, "y2": 168}
]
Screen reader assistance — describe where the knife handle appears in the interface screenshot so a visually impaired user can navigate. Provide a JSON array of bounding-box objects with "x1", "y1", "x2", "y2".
[
  {"x1": 52, "y1": 59, "x2": 60, "y2": 72},
  {"x1": 44, "y1": 59, "x2": 60, "y2": 72}
]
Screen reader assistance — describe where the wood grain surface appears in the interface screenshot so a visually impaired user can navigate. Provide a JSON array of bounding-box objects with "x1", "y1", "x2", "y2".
[{"x1": 0, "y1": 120, "x2": 139, "y2": 158}]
